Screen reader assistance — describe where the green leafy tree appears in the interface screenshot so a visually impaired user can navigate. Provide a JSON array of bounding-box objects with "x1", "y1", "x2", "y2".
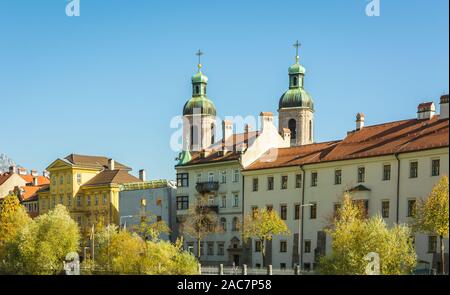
[
  {"x1": 319, "y1": 194, "x2": 416, "y2": 275},
  {"x1": 243, "y1": 208, "x2": 290, "y2": 267},
  {"x1": 133, "y1": 214, "x2": 170, "y2": 241},
  {"x1": 413, "y1": 176, "x2": 449, "y2": 274}
]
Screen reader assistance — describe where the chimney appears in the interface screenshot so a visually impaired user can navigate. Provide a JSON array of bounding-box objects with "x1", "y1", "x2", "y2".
[
  {"x1": 9, "y1": 166, "x2": 17, "y2": 174},
  {"x1": 32, "y1": 177, "x2": 39, "y2": 186},
  {"x1": 260, "y1": 112, "x2": 274, "y2": 131},
  {"x1": 42, "y1": 170, "x2": 50, "y2": 178},
  {"x1": 30, "y1": 170, "x2": 38, "y2": 177},
  {"x1": 18, "y1": 167, "x2": 27, "y2": 175},
  {"x1": 108, "y1": 158, "x2": 115, "y2": 170},
  {"x1": 440, "y1": 94, "x2": 449, "y2": 119},
  {"x1": 417, "y1": 102, "x2": 436, "y2": 120},
  {"x1": 356, "y1": 113, "x2": 365, "y2": 130},
  {"x1": 222, "y1": 120, "x2": 233, "y2": 153},
  {"x1": 282, "y1": 128, "x2": 291, "y2": 146},
  {"x1": 139, "y1": 169, "x2": 146, "y2": 181}
]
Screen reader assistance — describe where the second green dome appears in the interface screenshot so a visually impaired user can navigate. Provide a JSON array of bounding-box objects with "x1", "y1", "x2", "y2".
[
  {"x1": 183, "y1": 95, "x2": 216, "y2": 116},
  {"x1": 279, "y1": 88, "x2": 314, "y2": 110}
]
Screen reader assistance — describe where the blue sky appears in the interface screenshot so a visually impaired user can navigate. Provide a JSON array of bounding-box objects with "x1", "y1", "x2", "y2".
[{"x1": 0, "y1": 0, "x2": 448, "y2": 180}]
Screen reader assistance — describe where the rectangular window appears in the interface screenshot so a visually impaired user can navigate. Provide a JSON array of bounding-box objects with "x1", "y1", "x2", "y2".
[
  {"x1": 52, "y1": 195, "x2": 56, "y2": 207},
  {"x1": 76, "y1": 173, "x2": 82, "y2": 185},
  {"x1": 103, "y1": 193, "x2": 107, "y2": 205},
  {"x1": 208, "y1": 172, "x2": 214, "y2": 182},
  {"x1": 220, "y1": 195, "x2": 226, "y2": 208},
  {"x1": 77, "y1": 216, "x2": 82, "y2": 225},
  {"x1": 196, "y1": 173, "x2": 202, "y2": 183},
  {"x1": 67, "y1": 174, "x2": 71, "y2": 184},
  {"x1": 207, "y1": 242, "x2": 214, "y2": 256},
  {"x1": 410, "y1": 161, "x2": 418, "y2": 178},
  {"x1": 281, "y1": 176, "x2": 288, "y2": 190},
  {"x1": 77, "y1": 196, "x2": 81, "y2": 207},
  {"x1": 60, "y1": 194, "x2": 64, "y2": 205},
  {"x1": 267, "y1": 176, "x2": 274, "y2": 191},
  {"x1": 280, "y1": 204, "x2": 287, "y2": 220},
  {"x1": 176, "y1": 196, "x2": 189, "y2": 210},
  {"x1": 358, "y1": 167, "x2": 365, "y2": 183},
  {"x1": 252, "y1": 206, "x2": 258, "y2": 218},
  {"x1": 280, "y1": 241, "x2": 287, "y2": 253},
  {"x1": 252, "y1": 178, "x2": 259, "y2": 192},
  {"x1": 295, "y1": 174, "x2": 302, "y2": 188},
  {"x1": 335, "y1": 169, "x2": 342, "y2": 185},
  {"x1": 187, "y1": 242, "x2": 194, "y2": 254},
  {"x1": 221, "y1": 170, "x2": 227, "y2": 183},
  {"x1": 233, "y1": 170, "x2": 239, "y2": 182},
  {"x1": 407, "y1": 199, "x2": 416, "y2": 217},
  {"x1": 333, "y1": 203, "x2": 341, "y2": 218},
  {"x1": 311, "y1": 172, "x2": 318, "y2": 187},
  {"x1": 95, "y1": 195, "x2": 99, "y2": 206},
  {"x1": 67, "y1": 193, "x2": 72, "y2": 207},
  {"x1": 176, "y1": 173, "x2": 189, "y2": 187},
  {"x1": 428, "y1": 236, "x2": 437, "y2": 253},
  {"x1": 255, "y1": 241, "x2": 261, "y2": 252},
  {"x1": 87, "y1": 196, "x2": 91, "y2": 206},
  {"x1": 294, "y1": 204, "x2": 300, "y2": 220},
  {"x1": 304, "y1": 240, "x2": 311, "y2": 253},
  {"x1": 59, "y1": 175, "x2": 64, "y2": 185},
  {"x1": 266, "y1": 204, "x2": 273, "y2": 212},
  {"x1": 52, "y1": 175, "x2": 56, "y2": 185},
  {"x1": 310, "y1": 203, "x2": 317, "y2": 219},
  {"x1": 217, "y1": 242, "x2": 225, "y2": 256},
  {"x1": 381, "y1": 200, "x2": 390, "y2": 218},
  {"x1": 233, "y1": 194, "x2": 239, "y2": 207},
  {"x1": 432, "y1": 159, "x2": 440, "y2": 176},
  {"x1": 383, "y1": 164, "x2": 391, "y2": 181}
]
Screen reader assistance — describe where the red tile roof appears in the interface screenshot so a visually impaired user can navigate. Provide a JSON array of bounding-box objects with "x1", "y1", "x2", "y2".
[
  {"x1": 19, "y1": 175, "x2": 50, "y2": 186},
  {"x1": 82, "y1": 170, "x2": 142, "y2": 187},
  {"x1": 0, "y1": 173, "x2": 13, "y2": 186},
  {"x1": 245, "y1": 116, "x2": 449, "y2": 171}
]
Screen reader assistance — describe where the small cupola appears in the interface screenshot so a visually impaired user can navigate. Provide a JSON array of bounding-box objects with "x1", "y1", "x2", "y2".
[
  {"x1": 356, "y1": 113, "x2": 365, "y2": 130},
  {"x1": 417, "y1": 102, "x2": 436, "y2": 120}
]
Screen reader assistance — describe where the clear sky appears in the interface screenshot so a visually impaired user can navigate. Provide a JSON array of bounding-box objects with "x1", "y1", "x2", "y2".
[{"x1": 0, "y1": 0, "x2": 448, "y2": 180}]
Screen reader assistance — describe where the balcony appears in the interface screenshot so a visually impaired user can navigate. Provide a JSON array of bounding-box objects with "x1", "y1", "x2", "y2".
[{"x1": 195, "y1": 181, "x2": 219, "y2": 194}]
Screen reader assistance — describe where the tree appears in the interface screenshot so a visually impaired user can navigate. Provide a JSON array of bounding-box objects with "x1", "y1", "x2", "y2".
[
  {"x1": 180, "y1": 195, "x2": 222, "y2": 259},
  {"x1": 243, "y1": 208, "x2": 290, "y2": 267},
  {"x1": 319, "y1": 194, "x2": 416, "y2": 275},
  {"x1": 413, "y1": 176, "x2": 449, "y2": 274},
  {"x1": 133, "y1": 213, "x2": 170, "y2": 241}
]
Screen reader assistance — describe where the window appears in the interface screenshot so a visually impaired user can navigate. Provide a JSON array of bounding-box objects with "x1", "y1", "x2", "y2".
[
  {"x1": 266, "y1": 205, "x2": 273, "y2": 212},
  {"x1": 176, "y1": 196, "x2": 189, "y2": 210},
  {"x1": 210, "y1": 124, "x2": 215, "y2": 145},
  {"x1": 334, "y1": 169, "x2": 342, "y2": 185},
  {"x1": 310, "y1": 203, "x2": 317, "y2": 219},
  {"x1": 220, "y1": 218, "x2": 227, "y2": 231},
  {"x1": 304, "y1": 263, "x2": 311, "y2": 271},
  {"x1": 381, "y1": 200, "x2": 390, "y2": 218},
  {"x1": 208, "y1": 172, "x2": 214, "y2": 182},
  {"x1": 311, "y1": 172, "x2": 318, "y2": 187},
  {"x1": 333, "y1": 203, "x2": 341, "y2": 218},
  {"x1": 294, "y1": 204, "x2": 300, "y2": 220},
  {"x1": 293, "y1": 76, "x2": 298, "y2": 87},
  {"x1": 87, "y1": 196, "x2": 91, "y2": 206},
  {"x1": 220, "y1": 195, "x2": 226, "y2": 208},
  {"x1": 103, "y1": 193, "x2": 107, "y2": 205},
  {"x1": 233, "y1": 170, "x2": 239, "y2": 182},
  {"x1": 187, "y1": 242, "x2": 194, "y2": 254},
  {"x1": 67, "y1": 193, "x2": 72, "y2": 207},
  {"x1": 177, "y1": 173, "x2": 189, "y2": 187},
  {"x1": 409, "y1": 161, "x2": 418, "y2": 178},
  {"x1": 281, "y1": 176, "x2": 288, "y2": 190},
  {"x1": 288, "y1": 119, "x2": 297, "y2": 139},
  {"x1": 407, "y1": 199, "x2": 416, "y2": 217},
  {"x1": 218, "y1": 242, "x2": 225, "y2": 256},
  {"x1": 233, "y1": 194, "x2": 239, "y2": 207},
  {"x1": 52, "y1": 175, "x2": 56, "y2": 185},
  {"x1": 77, "y1": 216, "x2": 82, "y2": 225},
  {"x1": 95, "y1": 195, "x2": 99, "y2": 206},
  {"x1": 357, "y1": 167, "x2": 365, "y2": 183},
  {"x1": 295, "y1": 174, "x2": 302, "y2": 188},
  {"x1": 195, "y1": 85, "x2": 199, "y2": 94},
  {"x1": 252, "y1": 178, "x2": 259, "y2": 192},
  {"x1": 77, "y1": 196, "x2": 81, "y2": 207},
  {"x1": 280, "y1": 263, "x2": 287, "y2": 270},
  {"x1": 255, "y1": 241, "x2": 261, "y2": 252},
  {"x1": 280, "y1": 241, "x2": 287, "y2": 253},
  {"x1": 207, "y1": 242, "x2": 214, "y2": 256},
  {"x1": 428, "y1": 236, "x2": 437, "y2": 253},
  {"x1": 196, "y1": 173, "x2": 202, "y2": 183},
  {"x1": 354, "y1": 199, "x2": 369, "y2": 217},
  {"x1": 200, "y1": 242, "x2": 204, "y2": 256},
  {"x1": 252, "y1": 206, "x2": 258, "y2": 218},
  {"x1": 60, "y1": 194, "x2": 64, "y2": 205},
  {"x1": 59, "y1": 175, "x2": 64, "y2": 185},
  {"x1": 76, "y1": 173, "x2": 82, "y2": 185},
  {"x1": 280, "y1": 204, "x2": 287, "y2": 220},
  {"x1": 67, "y1": 174, "x2": 71, "y2": 184},
  {"x1": 232, "y1": 217, "x2": 240, "y2": 231},
  {"x1": 52, "y1": 195, "x2": 56, "y2": 207},
  {"x1": 383, "y1": 164, "x2": 391, "y2": 181},
  {"x1": 221, "y1": 170, "x2": 227, "y2": 183},
  {"x1": 432, "y1": 159, "x2": 440, "y2": 176},
  {"x1": 156, "y1": 216, "x2": 162, "y2": 222},
  {"x1": 267, "y1": 176, "x2": 274, "y2": 191},
  {"x1": 304, "y1": 240, "x2": 311, "y2": 253},
  {"x1": 309, "y1": 120, "x2": 312, "y2": 141}
]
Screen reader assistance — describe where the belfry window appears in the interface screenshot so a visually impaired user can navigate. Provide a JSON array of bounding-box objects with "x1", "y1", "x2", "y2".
[
  {"x1": 195, "y1": 85, "x2": 200, "y2": 95},
  {"x1": 211, "y1": 123, "x2": 215, "y2": 144},
  {"x1": 293, "y1": 76, "x2": 298, "y2": 87},
  {"x1": 190, "y1": 125, "x2": 198, "y2": 148},
  {"x1": 309, "y1": 120, "x2": 313, "y2": 141},
  {"x1": 288, "y1": 119, "x2": 297, "y2": 139}
]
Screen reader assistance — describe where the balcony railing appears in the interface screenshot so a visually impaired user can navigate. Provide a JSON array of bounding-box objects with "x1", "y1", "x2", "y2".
[{"x1": 196, "y1": 181, "x2": 219, "y2": 194}]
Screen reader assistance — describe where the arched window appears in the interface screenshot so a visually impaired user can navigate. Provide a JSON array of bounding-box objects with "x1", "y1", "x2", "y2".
[
  {"x1": 211, "y1": 123, "x2": 215, "y2": 144},
  {"x1": 195, "y1": 85, "x2": 200, "y2": 95},
  {"x1": 288, "y1": 119, "x2": 297, "y2": 139},
  {"x1": 309, "y1": 120, "x2": 313, "y2": 141},
  {"x1": 232, "y1": 217, "x2": 240, "y2": 231},
  {"x1": 293, "y1": 76, "x2": 297, "y2": 87},
  {"x1": 220, "y1": 217, "x2": 227, "y2": 231},
  {"x1": 190, "y1": 125, "x2": 198, "y2": 148}
]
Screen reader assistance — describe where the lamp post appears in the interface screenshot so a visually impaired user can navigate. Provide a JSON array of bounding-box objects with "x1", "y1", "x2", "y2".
[{"x1": 297, "y1": 203, "x2": 313, "y2": 271}]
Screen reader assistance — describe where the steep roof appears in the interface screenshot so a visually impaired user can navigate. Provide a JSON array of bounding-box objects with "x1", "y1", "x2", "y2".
[
  {"x1": 0, "y1": 173, "x2": 13, "y2": 186},
  {"x1": 82, "y1": 170, "x2": 142, "y2": 187},
  {"x1": 19, "y1": 175, "x2": 50, "y2": 186},
  {"x1": 64, "y1": 154, "x2": 131, "y2": 170},
  {"x1": 177, "y1": 131, "x2": 259, "y2": 167},
  {"x1": 245, "y1": 116, "x2": 449, "y2": 170}
]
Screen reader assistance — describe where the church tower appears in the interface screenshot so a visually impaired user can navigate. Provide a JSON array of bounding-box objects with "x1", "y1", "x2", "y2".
[
  {"x1": 182, "y1": 50, "x2": 217, "y2": 153},
  {"x1": 278, "y1": 41, "x2": 314, "y2": 146}
]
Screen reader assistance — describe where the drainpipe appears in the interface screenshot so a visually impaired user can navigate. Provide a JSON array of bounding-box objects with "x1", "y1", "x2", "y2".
[
  {"x1": 241, "y1": 172, "x2": 246, "y2": 266},
  {"x1": 300, "y1": 165, "x2": 306, "y2": 269},
  {"x1": 395, "y1": 153, "x2": 400, "y2": 224}
]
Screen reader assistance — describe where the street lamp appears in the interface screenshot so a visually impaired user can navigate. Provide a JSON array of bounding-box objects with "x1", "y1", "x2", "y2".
[
  {"x1": 297, "y1": 203, "x2": 313, "y2": 271},
  {"x1": 120, "y1": 215, "x2": 134, "y2": 230}
]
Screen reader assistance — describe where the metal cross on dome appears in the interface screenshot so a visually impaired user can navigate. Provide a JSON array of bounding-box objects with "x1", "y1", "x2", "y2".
[
  {"x1": 293, "y1": 40, "x2": 301, "y2": 59},
  {"x1": 196, "y1": 49, "x2": 204, "y2": 71}
]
